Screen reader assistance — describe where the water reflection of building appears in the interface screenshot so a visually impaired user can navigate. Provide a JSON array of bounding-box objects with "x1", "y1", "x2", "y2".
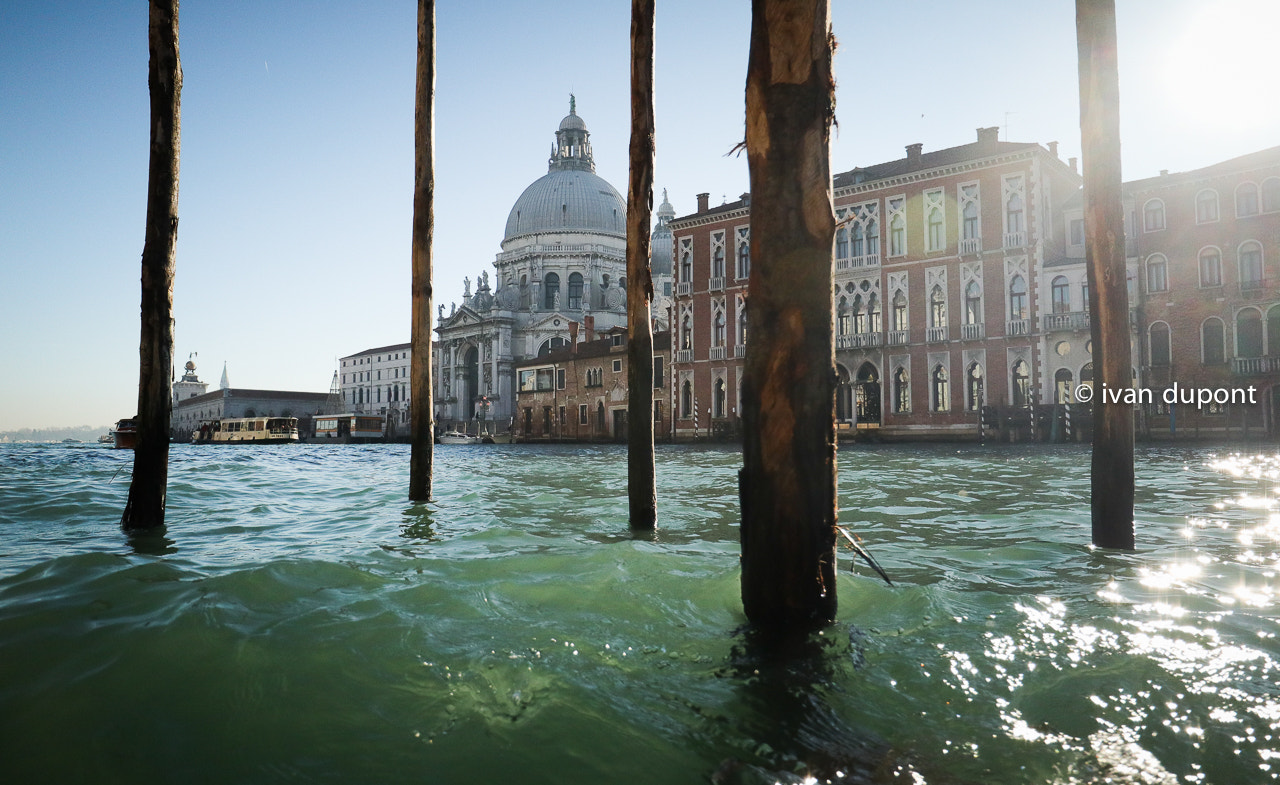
[
  {"x1": 433, "y1": 98, "x2": 632, "y2": 430},
  {"x1": 670, "y1": 128, "x2": 1082, "y2": 441}
]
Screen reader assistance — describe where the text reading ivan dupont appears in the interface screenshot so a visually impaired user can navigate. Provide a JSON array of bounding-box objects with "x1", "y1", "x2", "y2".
[{"x1": 1075, "y1": 382, "x2": 1259, "y2": 410}]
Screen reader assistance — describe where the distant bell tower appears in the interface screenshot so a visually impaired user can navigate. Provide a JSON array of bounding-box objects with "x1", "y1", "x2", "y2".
[
  {"x1": 173, "y1": 352, "x2": 209, "y2": 403},
  {"x1": 219, "y1": 362, "x2": 230, "y2": 391}
]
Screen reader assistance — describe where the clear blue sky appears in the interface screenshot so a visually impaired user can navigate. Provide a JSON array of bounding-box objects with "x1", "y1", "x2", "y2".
[{"x1": 2, "y1": 0, "x2": 1276, "y2": 431}]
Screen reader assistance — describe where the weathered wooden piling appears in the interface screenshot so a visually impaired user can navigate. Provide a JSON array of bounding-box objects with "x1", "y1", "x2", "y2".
[
  {"x1": 1076, "y1": 0, "x2": 1135, "y2": 549},
  {"x1": 408, "y1": 0, "x2": 436, "y2": 503},
  {"x1": 122, "y1": 0, "x2": 181, "y2": 531},
  {"x1": 626, "y1": 0, "x2": 657, "y2": 531},
  {"x1": 739, "y1": 0, "x2": 839, "y2": 628}
]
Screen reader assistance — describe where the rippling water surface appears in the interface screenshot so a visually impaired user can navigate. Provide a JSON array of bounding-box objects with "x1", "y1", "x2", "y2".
[{"x1": 3, "y1": 442, "x2": 1280, "y2": 784}]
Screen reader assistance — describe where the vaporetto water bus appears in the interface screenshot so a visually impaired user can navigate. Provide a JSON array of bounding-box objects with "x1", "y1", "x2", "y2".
[{"x1": 192, "y1": 417, "x2": 299, "y2": 445}]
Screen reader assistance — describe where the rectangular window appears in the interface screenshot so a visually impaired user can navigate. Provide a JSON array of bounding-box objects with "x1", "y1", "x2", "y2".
[
  {"x1": 579, "y1": 404, "x2": 588, "y2": 425},
  {"x1": 556, "y1": 368, "x2": 566, "y2": 390},
  {"x1": 1147, "y1": 258, "x2": 1168, "y2": 293},
  {"x1": 1069, "y1": 218, "x2": 1085, "y2": 246},
  {"x1": 653, "y1": 356, "x2": 664, "y2": 388},
  {"x1": 612, "y1": 359, "x2": 623, "y2": 373}
]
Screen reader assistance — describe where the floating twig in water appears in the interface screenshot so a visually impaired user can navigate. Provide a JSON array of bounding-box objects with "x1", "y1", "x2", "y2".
[{"x1": 836, "y1": 525, "x2": 892, "y2": 586}]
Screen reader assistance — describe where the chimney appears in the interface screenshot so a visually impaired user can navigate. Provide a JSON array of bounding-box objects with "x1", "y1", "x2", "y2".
[
  {"x1": 1160, "y1": 169, "x2": 1169, "y2": 176},
  {"x1": 976, "y1": 126, "x2": 1000, "y2": 151},
  {"x1": 568, "y1": 320, "x2": 579, "y2": 352},
  {"x1": 584, "y1": 314, "x2": 596, "y2": 343},
  {"x1": 1047, "y1": 141, "x2": 1059, "y2": 158},
  {"x1": 906, "y1": 143, "x2": 923, "y2": 168},
  {"x1": 696, "y1": 192, "x2": 710, "y2": 213},
  {"x1": 1068, "y1": 157, "x2": 1078, "y2": 173}
]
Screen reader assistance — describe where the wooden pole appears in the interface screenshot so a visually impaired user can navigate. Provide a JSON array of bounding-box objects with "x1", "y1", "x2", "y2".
[
  {"x1": 626, "y1": 0, "x2": 657, "y2": 531},
  {"x1": 122, "y1": 0, "x2": 181, "y2": 531},
  {"x1": 1077, "y1": 0, "x2": 1135, "y2": 549},
  {"x1": 408, "y1": 0, "x2": 436, "y2": 502},
  {"x1": 740, "y1": 0, "x2": 838, "y2": 629}
]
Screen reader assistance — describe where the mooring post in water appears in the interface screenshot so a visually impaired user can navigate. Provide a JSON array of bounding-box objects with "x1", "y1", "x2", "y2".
[
  {"x1": 626, "y1": 0, "x2": 657, "y2": 531},
  {"x1": 1076, "y1": 0, "x2": 1135, "y2": 549},
  {"x1": 739, "y1": 0, "x2": 839, "y2": 628},
  {"x1": 122, "y1": 0, "x2": 181, "y2": 531},
  {"x1": 408, "y1": 0, "x2": 436, "y2": 503}
]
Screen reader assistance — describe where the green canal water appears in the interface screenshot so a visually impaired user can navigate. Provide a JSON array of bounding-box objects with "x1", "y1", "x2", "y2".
[{"x1": 2, "y1": 442, "x2": 1279, "y2": 784}]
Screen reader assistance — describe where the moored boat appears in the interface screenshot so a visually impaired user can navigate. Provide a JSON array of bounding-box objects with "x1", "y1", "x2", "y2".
[
  {"x1": 438, "y1": 430, "x2": 481, "y2": 445},
  {"x1": 192, "y1": 416, "x2": 299, "y2": 445}
]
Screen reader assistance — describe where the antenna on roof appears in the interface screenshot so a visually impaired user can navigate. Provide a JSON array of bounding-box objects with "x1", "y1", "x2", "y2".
[{"x1": 1003, "y1": 111, "x2": 1016, "y2": 141}]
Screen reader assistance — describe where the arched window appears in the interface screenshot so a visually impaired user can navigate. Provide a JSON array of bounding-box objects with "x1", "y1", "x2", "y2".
[
  {"x1": 1009, "y1": 275, "x2": 1027, "y2": 320},
  {"x1": 929, "y1": 285, "x2": 946, "y2": 328},
  {"x1": 519, "y1": 274, "x2": 531, "y2": 309},
  {"x1": 866, "y1": 217, "x2": 880, "y2": 256},
  {"x1": 1240, "y1": 241, "x2": 1264, "y2": 289},
  {"x1": 1054, "y1": 368, "x2": 1074, "y2": 404},
  {"x1": 836, "y1": 296, "x2": 849, "y2": 336},
  {"x1": 713, "y1": 310, "x2": 726, "y2": 347},
  {"x1": 713, "y1": 379, "x2": 726, "y2": 419},
  {"x1": 1202, "y1": 318, "x2": 1225, "y2": 365},
  {"x1": 894, "y1": 367, "x2": 910, "y2": 413},
  {"x1": 712, "y1": 241, "x2": 725, "y2": 279},
  {"x1": 1051, "y1": 276, "x2": 1070, "y2": 313},
  {"x1": 927, "y1": 205, "x2": 944, "y2": 251},
  {"x1": 1264, "y1": 178, "x2": 1280, "y2": 213},
  {"x1": 1237, "y1": 182, "x2": 1260, "y2": 217},
  {"x1": 852, "y1": 222, "x2": 864, "y2": 258},
  {"x1": 680, "y1": 248, "x2": 692, "y2": 282},
  {"x1": 1080, "y1": 362, "x2": 1094, "y2": 397},
  {"x1": 680, "y1": 380, "x2": 693, "y2": 419},
  {"x1": 738, "y1": 305, "x2": 748, "y2": 345},
  {"x1": 964, "y1": 281, "x2": 982, "y2": 325},
  {"x1": 962, "y1": 198, "x2": 979, "y2": 240},
  {"x1": 737, "y1": 231, "x2": 750, "y2": 279},
  {"x1": 835, "y1": 227, "x2": 849, "y2": 259},
  {"x1": 892, "y1": 291, "x2": 907, "y2": 332},
  {"x1": 543, "y1": 272, "x2": 560, "y2": 310},
  {"x1": 680, "y1": 313, "x2": 692, "y2": 351},
  {"x1": 1269, "y1": 306, "x2": 1280, "y2": 358},
  {"x1": 868, "y1": 292, "x2": 882, "y2": 333},
  {"x1": 567, "y1": 272, "x2": 584, "y2": 309},
  {"x1": 1011, "y1": 360, "x2": 1031, "y2": 408},
  {"x1": 1006, "y1": 191, "x2": 1024, "y2": 234},
  {"x1": 1199, "y1": 248, "x2": 1222, "y2": 288},
  {"x1": 931, "y1": 365, "x2": 949, "y2": 412},
  {"x1": 1149, "y1": 322, "x2": 1171, "y2": 367},
  {"x1": 889, "y1": 212, "x2": 905, "y2": 256},
  {"x1": 1237, "y1": 308, "x2": 1263, "y2": 358},
  {"x1": 1146, "y1": 255, "x2": 1168, "y2": 293},
  {"x1": 1195, "y1": 189, "x2": 1219, "y2": 223},
  {"x1": 966, "y1": 362, "x2": 984, "y2": 411},
  {"x1": 852, "y1": 294, "x2": 867, "y2": 334},
  {"x1": 1143, "y1": 199, "x2": 1165, "y2": 232}
]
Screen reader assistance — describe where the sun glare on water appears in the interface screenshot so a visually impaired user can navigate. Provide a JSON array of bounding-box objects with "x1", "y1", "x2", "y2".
[{"x1": 1159, "y1": 0, "x2": 1280, "y2": 134}]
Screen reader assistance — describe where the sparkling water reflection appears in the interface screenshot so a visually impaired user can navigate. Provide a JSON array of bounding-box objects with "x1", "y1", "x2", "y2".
[{"x1": 1, "y1": 442, "x2": 1280, "y2": 783}]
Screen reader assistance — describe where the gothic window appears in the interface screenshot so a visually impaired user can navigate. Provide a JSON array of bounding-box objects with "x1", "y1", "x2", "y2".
[
  {"x1": 837, "y1": 297, "x2": 850, "y2": 336},
  {"x1": 679, "y1": 239, "x2": 693, "y2": 282},
  {"x1": 966, "y1": 362, "x2": 984, "y2": 411},
  {"x1": 961, "y1": 184, "x2": 980, "y2": 240},
  {"x1": 568, "y1": 272, "x2": 584, "y2": 309},
  {"x1": 925, "y1": 189, "x2": 945, "y2": 251},
  {"x1": 1051, "y1": 276, "x2": 1070, "y2": 313},
  {"x1": 852, "y1": 223, "x2": 864, "y2": 258},
  {"x1": 711, "y1": 231, "x2": 726, "y2": 279},
  {"x1": 892, "y1": 290, "x2": 907, "y2": 332},
  {"x1": 866, "y1": 212, "x2": 879, "y2": 257},
  {"x1": 888, "y1": 197, "x2": 905, "y2": 257},
  {"x1": 964, "y1": 281, "x2": 982, "y2": 325},
  {"x1": 852, "y1": 294, "x2": 867, "y2": 334},
  {"x1": 681, "y1": 313, "x2": 692, "y2": 351},
  {"x1": 680, "y1": 380, "x2": 693, "y2": 419},
  {"x1": 836, "y1": 227, "x2": 849, "y2": 259},
  {"x1": 1011, "y1": 360, "x2": 1030, "y2": 408},
  {"x1": 713, "y1": 379, "x2": 726, "y2": 419},
  {"x1": 929, "y1": 285, "x2": 946, "y2": 328},
  {"x1": 544, "y1": 272, "x2": 560, "y2": 309},
  {"x1": 1009, "y1": 275, "x2": 1028, "y2": 320},
  {"x1": 1005, "y1": 176, "x2": 1025, "y2": 235},
  {"x1": 893, "y1": 367, "x2": 910, "y2": 413},
  {"x1": 713, "y1": 309, "x2": 726, "y2": 347},
  {"x1": 931, "y1": 364, "x2": 949, "y2": 412},
  {"x1": 868, "y1": 292, "x2": 882, "y2": 333},
  {"x1": 736, "y1": 227, "x2": 750, "y2": 279}
]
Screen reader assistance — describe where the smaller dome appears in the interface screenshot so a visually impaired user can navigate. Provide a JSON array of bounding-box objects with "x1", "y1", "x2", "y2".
[{"x1": 559, "y1": 112, "x2": 587, "y2": 132}]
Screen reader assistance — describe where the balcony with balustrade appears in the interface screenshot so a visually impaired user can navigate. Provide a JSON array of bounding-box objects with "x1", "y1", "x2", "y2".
[
  {"x1": 958, "y1": 237, "x2": 982, "y2": 255},
  {"x1": 1003, "y1": 231, "x2": 1026, "y2": 249},
  {"x1": 1006, "y1": 318, "x2": 1030, "y2": 336},
  {"x1": 887, "y1": 330, "x2": 909, "y2": 346},
  {"x1": 926, "y1": 326, "x2": 949, "y2": 343},
  {"x1": 676, "y1": 281, "x2": 692, "y2": 297},
  {"x1": 960, "y1": 322, "x2": 985, "y2": 340},
  {"x1": 1232, "y1": 356, "x2": 1280, "y2": 375},
  {"x1": 676, "y1": 349, "x2": 693, "y2": 364},
  {"x1": 708, "y1": 277, "x2": 725, "y2": 292},
  {"x1": 709, "y1": 346, "x2": 726, "y2": 361},
  {"x1": 1042, "y1": 311, "x2": 1090, "y2": 332}
]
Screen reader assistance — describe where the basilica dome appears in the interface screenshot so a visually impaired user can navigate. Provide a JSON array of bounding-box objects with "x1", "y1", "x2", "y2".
[{"x1": 502, "y1": 97, "x2": 625, "y2": 245}]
